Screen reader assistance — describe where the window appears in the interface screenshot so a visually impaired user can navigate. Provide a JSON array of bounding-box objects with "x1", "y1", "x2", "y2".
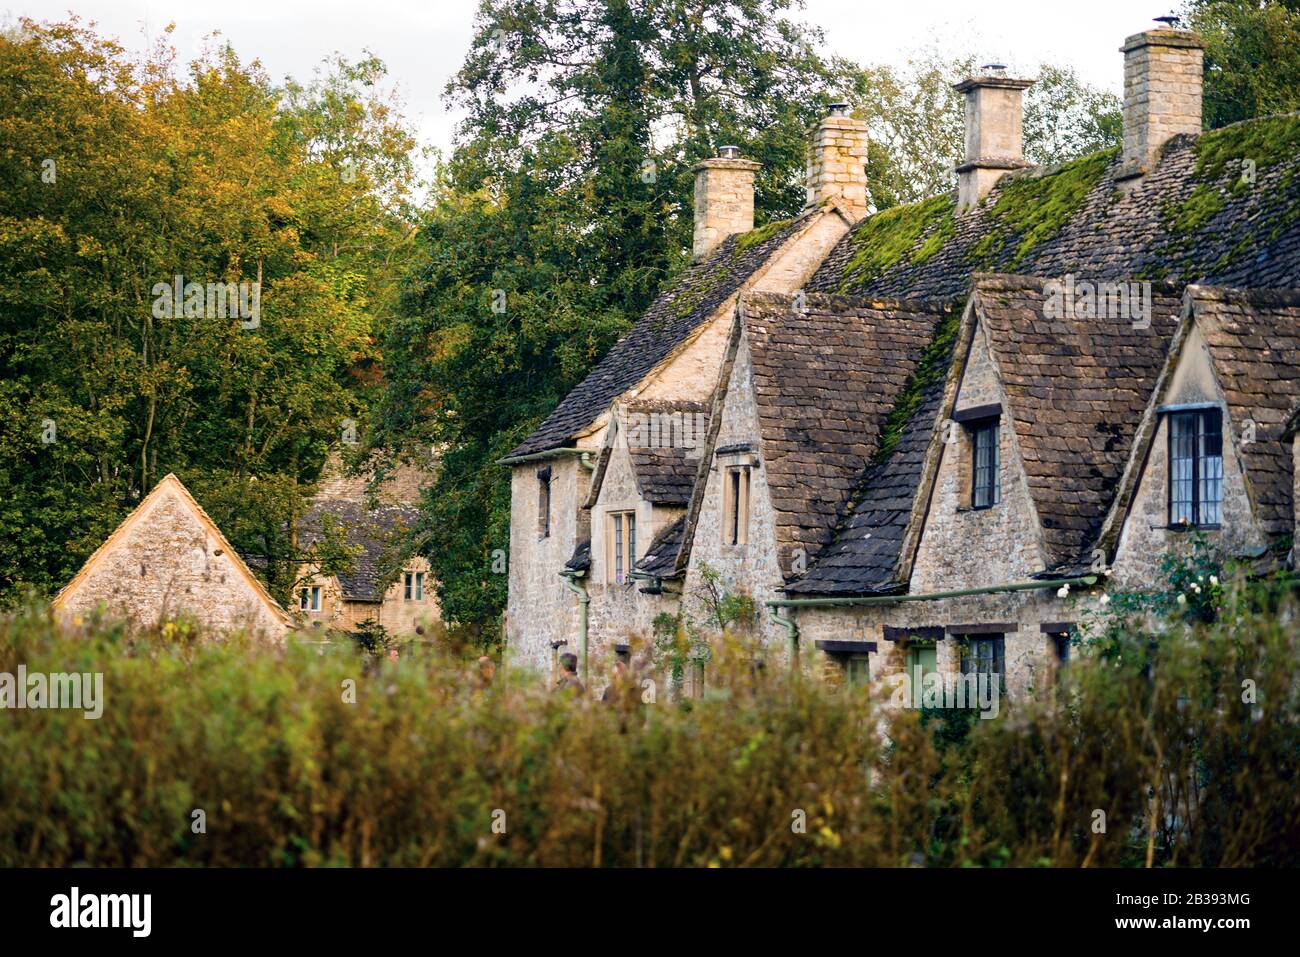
[
  {"x1": 537, "y1": 466, "x2": 552, "y2": 538},
  {"x1": 606, "y1": 510, "x2": 636, "y2": 584},
  {"x1": 905, "y1": 642, "x2": 938, "y2": 685},
  {"x1": 845, "y1": 654, "x2": 871, "y2": 689},
  {"x1": 722, "y1": 464, "x2": 751, "y2": 545},
  {"x1": 960, "y1": 635, "x2": 1005, "y2": 693},
  {"x1": 689, "y1": 657, "x2": 706, "y2": 699},
  {"x1": 299, "y1": 585, "x2": 321, "y2": 612},
  {"x1": 971, "y1": 420, "x2": 1000, "y2": 508},
  {"x1": 1168, "y1": 409, "x2": 1223, "y2": 527},
  {"x1": 404, "y1": 571, "x2": 425, "y2": 602}
]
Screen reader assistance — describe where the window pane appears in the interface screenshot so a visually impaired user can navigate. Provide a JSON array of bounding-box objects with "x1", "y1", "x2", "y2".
[
  {"x1": 628, "y1": 513, "x2": 636, "y2": 568},
  {"x1": 973, "y1": 423, "x2": 999, "y2": 508},
  {"x1": 1198, "y1": 411, "x2": 1223, "y2": 525},
  {"x1": 1169, "y1": 413, "x2": 1195, "y2": 524},
  {"x1": 615, "y1": 517, "x2": 624, "y2": 583},
  {"x1": 730, "y1": 470, "x2": 740, "y2": 544},
  {"x1": 404, "y1": 573, "x2": 412, "y2": 600}
]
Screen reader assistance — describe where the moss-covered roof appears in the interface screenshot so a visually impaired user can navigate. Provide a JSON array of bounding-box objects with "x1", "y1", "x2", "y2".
[
  {"x1": 507, "y1": 214, "x2": 809, "y2": 458},
  {"x1": 810, "y1": 112, "x2": 1300, "y2": 299}
]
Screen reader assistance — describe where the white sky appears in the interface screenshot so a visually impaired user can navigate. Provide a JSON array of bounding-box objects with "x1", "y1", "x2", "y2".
[{"x1": 10, "y1": 0, "x2": 1168, "y2": 162}]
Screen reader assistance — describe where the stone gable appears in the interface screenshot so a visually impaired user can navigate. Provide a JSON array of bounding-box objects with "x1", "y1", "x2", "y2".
[{"x1": 54, "y1": 475, "x2": 289, "y2": 639}]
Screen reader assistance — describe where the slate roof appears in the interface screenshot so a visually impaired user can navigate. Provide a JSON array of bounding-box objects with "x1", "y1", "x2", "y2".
[
  {"x1": 742, "y1": 290, "x2": 955, "y2": 578},
  {"x1": 629, "y1": 448, "x2": 697, "y2": 506},
  {"x1": 784, "y1": 312, "x2": 963, "y2": 595},
  {"x1": 1188, "y1": 285, "x2": 1300, "y2": 538},
  {"x1": 809, "y1": 114, "x2": 1300, "y2": 302},
  {"x1": 975, "y1": 275, "x2": 1183, "y2": 573},
  {"x1": 634, "y1": 516, "x2": 686, "y2": 579},
  {"x1": 564, "y1": 539, "x2": 592, "y2": 574},
  {"x1": 298, "y1": 500, "x2": 418, "y2": 601},
  {"x1": 507, "y1": 214, "x2": 811, "y2": 458}
]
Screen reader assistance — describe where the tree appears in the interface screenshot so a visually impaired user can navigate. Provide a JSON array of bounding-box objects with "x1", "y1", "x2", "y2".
[
  {"x1": 374, "y1": 0, "x2": 858, "y2": 632},
  {"x1": 1183, "y1": 0, "x2": 1300, "y2": 129},
  {"x1": 0, "y1": 19, "x2": 421, "y2": 604}
]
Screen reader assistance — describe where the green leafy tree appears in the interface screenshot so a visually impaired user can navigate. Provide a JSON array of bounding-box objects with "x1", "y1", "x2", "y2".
[
  {"x1": 1184, "y1": 0, "x2": 1300, "y2": 128},
  {"x1": 0, "y1": 19, "x2": 420, "y2": 603}
]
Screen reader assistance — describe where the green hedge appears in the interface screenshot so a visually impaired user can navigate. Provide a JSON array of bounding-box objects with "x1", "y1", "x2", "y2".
[{"x1": 0, "y1": 599, "x2": 1296, "y2": 867}]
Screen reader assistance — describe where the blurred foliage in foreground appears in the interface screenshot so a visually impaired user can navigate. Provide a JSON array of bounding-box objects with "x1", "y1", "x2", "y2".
[{"x1": 0, "y1": 573, "x2": 1297, "y2": 866}]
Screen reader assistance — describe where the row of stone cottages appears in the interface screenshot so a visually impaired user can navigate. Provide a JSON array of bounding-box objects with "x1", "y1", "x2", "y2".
[{"x1": 502, "y1": 21, "x2": 1300, "y2": 698}]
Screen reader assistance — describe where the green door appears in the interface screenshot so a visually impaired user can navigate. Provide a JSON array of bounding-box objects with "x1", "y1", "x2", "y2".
[{"x1": 906, "y1": 643, "x2": 937, "y2": 684}]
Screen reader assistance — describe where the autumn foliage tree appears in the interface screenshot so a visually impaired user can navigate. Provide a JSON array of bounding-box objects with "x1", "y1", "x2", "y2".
[{"x1": 0, "y1": 18, "x2": 422, "y2": 603}]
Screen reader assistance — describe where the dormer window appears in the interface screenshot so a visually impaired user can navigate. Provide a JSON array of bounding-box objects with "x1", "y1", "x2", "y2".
[
  {"x1": 971, "y1": 419, "x2": 1000, "y2": 508},
  {"x1": 1168, "y1": 408, "x2": 1222, "y2": 527},
  {"x1": 723, "y1": 464, "x2": 750, "y2": 545}
]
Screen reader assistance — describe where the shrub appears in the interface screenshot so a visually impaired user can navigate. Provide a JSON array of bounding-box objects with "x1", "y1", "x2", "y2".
[{"x1": 0, "y1": 592, "x2": 1296, "y2": 867}]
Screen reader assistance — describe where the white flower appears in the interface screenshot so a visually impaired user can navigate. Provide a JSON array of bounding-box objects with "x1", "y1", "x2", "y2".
[
  {"x1": 1099, "y1": 594, "x2": 1111, "y2": 606},
  {"x1": 1177, "y1": 593, "x2": 1188, "y2": 605},
  {"x1": 1057, "y1": 584, "x2": 1070, "y2": 598},
  {"x1": 1210, "y1": 575, "x2": 1219, "y2": 587},
  {"x1": 1192, "y1": 583, "x2": 1202, "y2": 594}
]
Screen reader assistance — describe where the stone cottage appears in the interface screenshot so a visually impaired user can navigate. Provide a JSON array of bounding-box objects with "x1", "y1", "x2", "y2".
[
  {"x1": 503, "y1": 20, "x2": 1300, "y2": 697},
  {"x1": 53, "y1": 473, "x2": 291, "y2": 639},
  {"x1": 294, "y1": 451, "x2": 440, "y2": 638}
]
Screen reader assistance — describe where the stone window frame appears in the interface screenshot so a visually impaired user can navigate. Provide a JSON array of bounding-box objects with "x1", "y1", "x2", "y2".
[
  {"x1": 605, "y1": 509, "x2": 637, "y2": 585},
  {"x1": 815, "y1": 639, "x2": 880, "y2": 689},
  {"x1": 721, "y1": 462, "x2": 751, "y2": 546},
  {"x1": 952, "y1": 404, "x2": 1002, "y2": 510},
  {"x1": 1042, "y1": 621, "x2": 1076, "y2": 670},
  {"x1": 403, "y1": 570, "x2": 425, "y2": 602},
  {"x1": 536, "y1": 466, "x2": 552, "y2": 539},
  {"x1": 1164, "y1": 406, "x2": 1223, "y2": 529},
  {"x1": 956, "y1": 632, "x2": 1006, "y2": 694},
  {"x1": 299, "y1": 584, "x2": 322, "y2": 612}
]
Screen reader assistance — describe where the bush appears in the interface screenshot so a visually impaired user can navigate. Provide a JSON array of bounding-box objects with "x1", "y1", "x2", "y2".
[{"x1": 0, "y1": 593, "x2": 1297, "y2": 867}]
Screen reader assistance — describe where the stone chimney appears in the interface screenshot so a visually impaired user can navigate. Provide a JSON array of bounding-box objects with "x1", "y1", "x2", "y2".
[
  {"x1": 952, "y1": 67, "x2": 1035, "y2": 213},
  {"x1": 1118, "y1": 19, "x2": 1204, "y2": 179},
  {"x1": 692, "y1": 146, "x2": 762, "y2": 261},
  {"x1": 804, "y1": 102, "x2": 869, "y2": 218}
]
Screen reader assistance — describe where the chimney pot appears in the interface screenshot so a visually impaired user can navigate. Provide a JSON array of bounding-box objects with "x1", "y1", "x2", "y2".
[
  {"x1": 952, "y1": 72, "x2": 1035, "y2": 212},
  {"x1": 719, "y1": 145, "x2": 741, "y2": 159},
  {"x1": 1117, "y1": 23, "x2": 1204, "y2": 179},
  {"x1": 828, "y1": 101, "x2": 850, "y2": 117}
]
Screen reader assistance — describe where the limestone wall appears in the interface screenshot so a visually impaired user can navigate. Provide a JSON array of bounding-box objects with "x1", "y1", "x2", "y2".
[{"x1": 56, "y1": 485, "x2": 288, "y2": 640}]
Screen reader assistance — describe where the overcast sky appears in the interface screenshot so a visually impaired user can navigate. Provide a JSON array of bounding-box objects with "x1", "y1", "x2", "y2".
[{"x1": 10, "y1": 0, "x2": 1169, "y2": 158}]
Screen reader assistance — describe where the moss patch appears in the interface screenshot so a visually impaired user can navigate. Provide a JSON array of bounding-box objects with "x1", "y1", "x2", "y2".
[
  {"x1": 732, "y1": 217, "x2": 792, "y2": 255},
  {"x1": 1162, "y1": 113, "x2": 1300, "y2": 241},
  {"x1": 872, "y1": 307, "x2": 960, "y2": 466},
  {"x1": 968, "y1": 148, "x2": 1116, "y2": 270},
  {"x1": 671, "y1": 219, "x2": 795, "y2": 319},
  {"x1": 837, "y1": 194, "x2": 956, "y2": 293}
]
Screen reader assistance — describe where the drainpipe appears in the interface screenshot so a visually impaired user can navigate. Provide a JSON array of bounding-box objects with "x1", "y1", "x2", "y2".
[
  {"x1": 771, "y1": 605, "x2": 799, "y2": 672},
  {"x1": 766, "y1": 575, "x2": 1097, "y2": 610},
  {"x1": 561, "y1": 571, "x2": 590, "y2": 682}
]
